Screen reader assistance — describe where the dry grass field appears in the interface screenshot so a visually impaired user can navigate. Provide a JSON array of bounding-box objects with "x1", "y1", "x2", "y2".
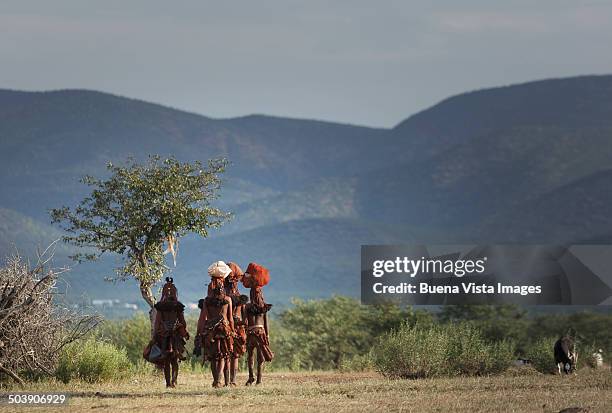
[{"x1": 0, "y1": 368, "x2": 610, "y2": 412}]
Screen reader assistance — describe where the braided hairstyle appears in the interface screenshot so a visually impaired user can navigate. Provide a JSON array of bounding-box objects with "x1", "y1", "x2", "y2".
[
  {"x1": 208, "y1": 277, "x2": 225, "y2": 298},
  {"x1": 161, "y1": 277, "x2": 178, "y2": 301}
]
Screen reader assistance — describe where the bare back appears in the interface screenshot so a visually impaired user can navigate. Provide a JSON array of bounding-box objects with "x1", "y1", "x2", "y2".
[{"x1": 197, "y1": 295, "x2": 233, "y2": 333}]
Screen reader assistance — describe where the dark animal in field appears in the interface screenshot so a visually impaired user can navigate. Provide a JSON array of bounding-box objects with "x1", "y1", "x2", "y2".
[{"x1": 554, "y1": 336, "x2": 577, "y2": 374}]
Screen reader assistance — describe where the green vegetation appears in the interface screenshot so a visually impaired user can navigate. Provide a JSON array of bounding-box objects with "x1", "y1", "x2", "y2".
[
  {"x1": 55, "y1": 338, "x2": 131, "y2": 383},
  {"x1": 92, "y1": 299, "x2": 611, "y2": 378},
  {"x1": 440, "y1": 305, "x2": 612, "y2": 359},
  {"x1": 439, "y1": 304, "x2": 530, "y2": 347},
  {"x1": 96, "y1": 312, "x2": 152, "y2": 364},
  {"x1": 1, "y1": 297, "x2": 610, "y2": 386},
  {"x1": 272, "y1": 296, "x2": 433, "y2": 370},
  {"x1": 525, "y1": 337, "x2": 558, "y2": 374},
  {"x1": 527, "y1": 311, "x2": 612, "y2": 354},
  {"x1": 371, "y1": 322, "x2": 514, "y2": 378}
]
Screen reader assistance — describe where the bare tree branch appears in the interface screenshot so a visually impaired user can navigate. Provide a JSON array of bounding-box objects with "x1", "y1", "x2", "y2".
[{"x1": 0, "y1": 247, "x2": 100, "y2": 384}]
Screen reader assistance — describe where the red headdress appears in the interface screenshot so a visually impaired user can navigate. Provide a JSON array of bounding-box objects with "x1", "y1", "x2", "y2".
[
  {"x1": 226, "y1": 262, "x2": 244, "y2": 281},
  {"x1": 242, "y1": 262, "x2": 270, "y2": 288}
]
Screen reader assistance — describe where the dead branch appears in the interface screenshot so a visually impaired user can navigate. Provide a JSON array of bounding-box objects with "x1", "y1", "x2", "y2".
[{"x1": 0, "y1": 247, "x2": 100, "y2": 384}]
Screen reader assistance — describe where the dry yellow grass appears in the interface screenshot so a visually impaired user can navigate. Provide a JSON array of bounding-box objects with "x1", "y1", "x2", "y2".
[{"x1": 0, "y1": 368, "x2": 610, "y2": 412}]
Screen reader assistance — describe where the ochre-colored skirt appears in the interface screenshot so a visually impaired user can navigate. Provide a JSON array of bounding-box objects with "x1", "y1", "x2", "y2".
[
  {"x1": 158, "y1": 333, "x2": 186, "y2": 358},
  {"x1": 232, "y1": 325, "x2": 247, "y2": 357},
  {"x1": 246, "y1": 326, "x2": 274, "y2": 362},
  {"x1": 203, "y1": 321, "x2": 234, "y2": 361}
]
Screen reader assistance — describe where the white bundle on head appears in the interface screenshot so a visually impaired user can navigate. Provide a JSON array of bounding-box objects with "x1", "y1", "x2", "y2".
[{"x1": 208, "y1": 261, "x2": 231, "y2": 279}]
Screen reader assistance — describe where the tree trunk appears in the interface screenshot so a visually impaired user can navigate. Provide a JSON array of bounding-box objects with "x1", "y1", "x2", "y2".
[
  {"x1": 139, "y1": 282, "x2": 156, "y2": 308},
  {"x1": 139, "y1": 282, "x2": 157, "y2": 340}
]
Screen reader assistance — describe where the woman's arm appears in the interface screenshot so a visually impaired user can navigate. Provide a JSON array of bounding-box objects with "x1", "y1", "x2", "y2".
[
  {"x1": 264, "y1": 313, "x2": 269, "y2": 337},
  {"x1": 153, "y1": 310, "x2": 162, "y2": 338},
  {"x1": 178, "y1": 310, "x2": 189, "y2": 339},
  {"x1": 227, "y1": 297, "x2": 234, "y2": 331},
  {"x1": 196, "y1": 304, "x2": 208, "y2": 335}
]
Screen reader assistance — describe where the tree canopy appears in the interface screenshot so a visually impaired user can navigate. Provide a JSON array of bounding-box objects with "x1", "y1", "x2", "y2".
[{"x1": 51, "y1": 156, "x2": 230, "y2": 307}]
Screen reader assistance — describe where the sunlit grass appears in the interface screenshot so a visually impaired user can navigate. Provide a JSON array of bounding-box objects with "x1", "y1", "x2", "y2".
[{"x1": 0, "y1": 367, "x2": 610, "y2": 412}]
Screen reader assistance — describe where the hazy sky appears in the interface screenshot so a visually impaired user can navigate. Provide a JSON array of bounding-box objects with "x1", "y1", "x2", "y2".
[{"x1": 2, "y1": 1, "x2": 611, "y2": 127}]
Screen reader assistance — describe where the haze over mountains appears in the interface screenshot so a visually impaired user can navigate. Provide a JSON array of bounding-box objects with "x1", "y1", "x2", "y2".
[{"x1": 1, "y1": 75, "x2": 612, "y2": 310}]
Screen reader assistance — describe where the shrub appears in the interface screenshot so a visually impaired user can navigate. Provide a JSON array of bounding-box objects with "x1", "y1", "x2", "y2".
[
  {"x1": 55, "y1": 338, "x2": 131, "y2": 383},
  {"x1": 371, "y1": 322, "x2": 515, "y2": 379},
  {"x1": 96, "y1": 312, "x2": 152, "y2": 364},
  {"x1": 371, "y1": 323, "x2": 449, "y2": 378},
  {"x1": 275, "y1": 296, "x2": 433, "y2": 370},
  {"x1": 487, "y1": 340, "x2": 516, "y2": 374},
  {"x1": 446, "y1": 323, "x2": 490, "y2": 375},
  {"x1": 524, "y1": 336, "x2": 557, "y2": 374},
  {"x1": 339, "y1": 354, "x2": 373, "y2": 372}
]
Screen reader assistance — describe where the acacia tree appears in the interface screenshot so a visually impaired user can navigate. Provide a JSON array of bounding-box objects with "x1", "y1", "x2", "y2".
[{"x1": 51, "y1": 156, "x2": 230, "y2": 308}]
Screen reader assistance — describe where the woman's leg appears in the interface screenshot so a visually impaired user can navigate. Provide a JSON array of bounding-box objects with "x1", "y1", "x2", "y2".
[
  {"x1": 256, "y1": 348, "x2": 264, "y2": 384},
  {"x1": 213, "y1": 358, "x2": 224, "y2": 387},
  {"x1": 171, "y1": 357, "x2": 179, "y2": 386},
  {"x1": 163, "y1": 359, "x2": 172, "y2": 387},
  {"x1": 210, "y1": 358, "x2": 219, "y2": 386},
  {"x1": 230, "y1": 356, "x2": 239, "y2": 385},
  {"x1": 222, "y1": 357, "x2": 229, "y2": 386},
  {"x1": 246, "y1": 348, "x2": 255, "y2": 385}
]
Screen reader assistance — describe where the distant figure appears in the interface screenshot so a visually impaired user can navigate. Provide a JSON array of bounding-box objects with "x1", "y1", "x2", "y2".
[
  {"x1": 152, "y1": 277, "x2": 189, "y2": 388},
  {"x1": 512, "y1": 358, "x2": 531, "y2": 367},
  {"x1": 224, "y1": 261, "x2": 249, "y2": 386},
  {"x1": 242, "y1": 262, "x2": 274, "y2": 385},
  {"x1": 197, "y1": 261, "x2": 234, "y2": 387},
  {"x1": 590, "y1": 349, "x2": 604, "y2": 368},
  {"x1": 554, "y1": 336, "x2": 578, "y2": 374}
]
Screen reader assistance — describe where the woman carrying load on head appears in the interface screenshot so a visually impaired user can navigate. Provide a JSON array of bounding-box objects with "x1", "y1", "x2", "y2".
[
  {"x1": 224, "y1": 261, "x2": 249, "y2": 386},
  {"x1": 196, "y1": 261, "x2": 234, "y2": 387}
]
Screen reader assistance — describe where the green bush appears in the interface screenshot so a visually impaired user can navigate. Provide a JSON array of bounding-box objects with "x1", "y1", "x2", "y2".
[
  {"x1": 90, "y1": 298, "x2": 610, "y2": 375},
  {"x1": 275, "y1": 296, "x2": 433, "y2": 370},
  {"x1": 55, "y1": 338, "x2": 131, "y2": 383},
  {"x1": 527, "y1": 312, "x2": 612, "y2": 356},
  {"x1": 97, "y1": 312, "x2": 200, "y2": 366},
  {"x1": 96, "y1": 312, "x2": 152, "y2": 364},
  {"x1": 487, "y1": 340, "x2": 516, "y2": 374},
  {"x1": 524, "y1": 336, "x2": 557, "y2": 374},
  {"x1": 371, "y1": 322, "x2": 515, "y2": 379},
  {"x1": 439, "y1": 305, "x2": 529, "y2": 353},
  {"x1": 371, "y1": 323, "x2": 448, "y2": 378},
  {"x1": 339, "y1": 354, "x2": 373, "y2": 372}
]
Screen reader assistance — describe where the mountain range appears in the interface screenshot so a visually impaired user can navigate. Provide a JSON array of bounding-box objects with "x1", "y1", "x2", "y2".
[{"x1": 1, "y1": 75, "x2": 612, "y2": 312}]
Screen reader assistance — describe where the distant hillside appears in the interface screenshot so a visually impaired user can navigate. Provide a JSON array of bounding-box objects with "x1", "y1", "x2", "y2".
[
  {"x1": 221, "y1": 178, "x2": 359, "y2": 234},
  {"x1": 0, "y1": 208, "x2": 70, "y2": 259},
  {"x1": 479, "y1": 169, "x2": 612, "y2": 243},
  {"x1": 356, "y1": 125, "x2": 612, "y2": 233},
  {"x1": 2, "y1": 75, "x2": 612, "y2": 309},
  {"x1": 0, "y1": 89, "x2": 389, "y2": 220},
  {"x1": 391, "y1": 75, "x2": 612, "y2": 160}
]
